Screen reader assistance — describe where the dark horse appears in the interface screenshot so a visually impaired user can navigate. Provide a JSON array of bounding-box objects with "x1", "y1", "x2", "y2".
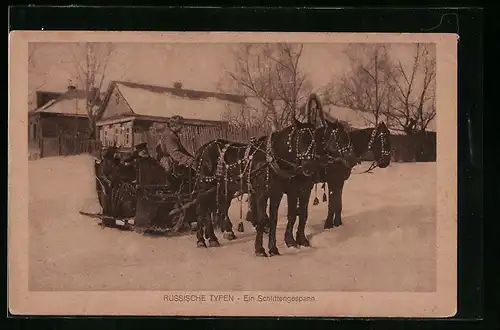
[
  {"x1": 190, "y1": 119, "x2": 323, "y2": 256},
  {"x1": 217, "y1": 118, "x2": 358, "y2": 247},
  {"x1": 322, "y1": 121, "x2": 392, "y2": 229},
  {"x1": 278, "y1": 118, "x2": 358, "y2": 248}
]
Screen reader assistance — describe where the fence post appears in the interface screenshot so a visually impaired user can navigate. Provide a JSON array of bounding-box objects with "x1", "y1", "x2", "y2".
[{"x1": 40, "y1": 138, "x2": 44, "y2": 158}]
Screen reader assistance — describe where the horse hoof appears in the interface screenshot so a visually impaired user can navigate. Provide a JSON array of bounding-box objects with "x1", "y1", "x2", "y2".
[
  {"x1": 208, "y1": 240, "x2": 220, "y2": 247},
  {"x1": 223, "y1": 231, "x2": 237, "y2": 240},
  {"x1": 324, "y1": 221, "x2": 334, "y2": 229},
  {"x1": 333, "y1": 222, "x2": 342, "y2": 228},
  {"x1": 197, "y1": 241, "x2": 207, "y2": 248},
  {"x1": 285, "y1": 236, "x2": 298, "y2": 248},
  {"x1": 297, "y1": 237, "x2": 310, "y2": 247},
  {"x1": 269, "y1": 248, "x2": 281, "y2": 256},
  {"x1": 255, "y1": 249, "x2": 268, "y2": 257}
]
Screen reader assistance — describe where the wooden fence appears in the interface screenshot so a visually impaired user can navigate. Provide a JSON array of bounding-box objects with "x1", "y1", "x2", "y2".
[
  {"x1": 107, "y1": 124, "x2": 435, "y2": 163},
  {"x1": 143, "y1": 125, "x2": 271, "y2": 158},
  {"x1": 390, "y1": 132, "x2": 436, "y2": 162},
  {"x1": 31, "y1": 136, "x2": 102, "y2": 159}
]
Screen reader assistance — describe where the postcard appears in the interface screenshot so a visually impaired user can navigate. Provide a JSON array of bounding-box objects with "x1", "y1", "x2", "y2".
[{"x1": 8, "y1": 31, "x2": 457, "y2": 317}]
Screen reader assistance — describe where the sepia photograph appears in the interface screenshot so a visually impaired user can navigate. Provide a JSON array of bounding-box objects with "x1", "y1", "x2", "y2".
[{"x1": 9, "y1": 31, "x2": 457, "y2": 317}]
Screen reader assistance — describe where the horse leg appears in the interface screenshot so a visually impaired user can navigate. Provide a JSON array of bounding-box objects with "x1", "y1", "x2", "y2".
[
  {"x1": 206, "y1": 207, "x2": 220, "y2": 248},
  {"x1": 284, "y1": 193, "x2": 298, "y2": 248},
  {"x1": 324, "y1": 178, "x2": 338, "y2": 229},
  {"x1": 332, "y1": 180, "x2": 345, "y2": 227},
  {"x1": 245, "y1": 192, "x2": 257, "y2": 227},
  {"x1": 195, "y1": 203, "x2": 207, "y2": 248},
  {"x1": 221, "y1": 197, "x2": 237, "y2": 241},
  {"x1": 296, "y1": 187, "x2": 312, "y2": 247},
  {"x1": 254, "y1": 195, "x2": 267, "y2": 257},
  {"x1": 268, "y1": 193, "x2": 281, "y2": 256}
]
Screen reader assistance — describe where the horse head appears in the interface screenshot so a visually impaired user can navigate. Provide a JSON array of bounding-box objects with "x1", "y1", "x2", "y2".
[
  {"x1": 368, "y1": 121, "x2": 392, "y2": 168},
  {"x1": 319, "y1": 119, "x2": 359, "y2": 169}
]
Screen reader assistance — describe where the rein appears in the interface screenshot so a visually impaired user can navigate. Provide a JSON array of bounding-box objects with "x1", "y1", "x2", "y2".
[{"x1": 351, "y1": 125, "x2": 390, "y2": 175}]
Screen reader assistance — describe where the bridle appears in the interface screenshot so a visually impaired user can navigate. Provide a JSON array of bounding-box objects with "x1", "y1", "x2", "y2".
[
  {"x1": 356, "y1": 124, "x2": 391, "y2": 174},
  {"x1": 322, "y1": 124, "x2": 354, "y2": 165}
]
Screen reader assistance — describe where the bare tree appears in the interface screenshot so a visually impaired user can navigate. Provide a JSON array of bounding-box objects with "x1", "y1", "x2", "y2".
[
  {"x1": 221, "y1": 103, "x2": 267, "y2": 129},
  {"x1": 324, "y1": 44, "x2": 394, "y2": 127},
  {"x1": 221, "y1": 43, "x2": 311, "y2": 130},
  {"x1": 324, "y1": 43, "x2": 436, "y2": 134},
  {"x1": 67, "y1": 42, "x2": 115, "y2": 138},
  {"x1": 388, "y1": 43, "x2": 436, "y2": 133}
]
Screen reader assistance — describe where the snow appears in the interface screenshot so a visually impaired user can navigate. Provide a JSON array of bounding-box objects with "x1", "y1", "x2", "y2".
[{"x1": 29, "y1": 155, "x2": 436, "y2": 292}]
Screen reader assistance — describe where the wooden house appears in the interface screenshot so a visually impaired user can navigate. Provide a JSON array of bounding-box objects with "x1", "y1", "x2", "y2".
[
  {"x1": 28, "y1": 86, "x2": 104, "y2": 158},
  {"x1": 95, "y1": 81, "x2": 251, "y2": 157}
]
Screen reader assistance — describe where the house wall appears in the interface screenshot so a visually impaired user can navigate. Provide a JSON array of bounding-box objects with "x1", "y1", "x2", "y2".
[
  {"x1": 96, "y1": 85, "x2": 137, "y2": 150},
  {"x1": 98, "y1": 120, "x2": 134, "y2": 149},
  {"x1": 28, "y1": 114, "x2": 42, "y2": 154},
  {"x1": 101, "y1": 86, "x2": 134, "y2": 120},
  {"x1": 28, "y1": 114, "x2": 41, "y2": 143},
  {"x1": 39, "y1": 114, "x2": 90, "y2": 138},
  {"x1": 28, "y1": 113, "x2": 90, "y2": 142}
]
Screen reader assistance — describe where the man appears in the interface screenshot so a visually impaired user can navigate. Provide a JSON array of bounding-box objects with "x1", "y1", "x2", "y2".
[
  {"x1": 159, "y1": 115, "x2": 196, "y2": 170},
  {"x1": 156, "y1": 143, "x2": 176, "y2": 174},
  {"x1": 123, "y1": 142, "x2": 151, "y2": 166},
  {"x1": 136, "y1": 142, "x2": 151, "y2": 158}
]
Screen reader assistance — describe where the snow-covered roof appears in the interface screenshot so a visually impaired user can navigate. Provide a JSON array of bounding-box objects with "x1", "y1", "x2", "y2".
[
  {"x1": 31, "y1": 96, "x2": 87, "y2": 117},
  {"x1": 299, "y1": 102, "x2": 435, "y2": 136},
  {"x1": 110, "y1": 81, "x2": 249, "y2": 123},
  {"x1": 30, "y1": 89, "x2": 104, "y2": 117},
  {"x1": 324, "y1": 105, "x2": 375, "y2": 129}
]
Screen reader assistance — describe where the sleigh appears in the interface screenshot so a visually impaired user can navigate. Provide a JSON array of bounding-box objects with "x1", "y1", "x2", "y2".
[{"x1": 82, "y1": 156, "x2": 217, "y2": 234}]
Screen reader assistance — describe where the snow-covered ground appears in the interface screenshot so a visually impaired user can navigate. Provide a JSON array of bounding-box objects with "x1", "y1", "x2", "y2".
[{"x1": 29, "y1": 155, "x2": 436, "y2": 292}]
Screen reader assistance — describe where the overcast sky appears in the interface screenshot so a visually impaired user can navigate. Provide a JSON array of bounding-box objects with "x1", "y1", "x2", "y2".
[
  {"x1": 28, "y1": 42, "x2": 436, "y2": 131},
  {"x1": 29, "y1": 42, "x2": 430, "y2": 94}
]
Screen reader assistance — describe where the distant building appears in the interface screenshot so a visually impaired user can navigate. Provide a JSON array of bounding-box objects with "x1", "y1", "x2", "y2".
[
  {"x1": 28, "y1": 86, "x2": 104, "y2": 158},
  {"x1": 95, "y1": 81, "x2": 251, "y2": 156}
]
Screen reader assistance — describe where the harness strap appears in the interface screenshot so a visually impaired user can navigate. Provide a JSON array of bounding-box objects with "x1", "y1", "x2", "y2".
[{"x1": 266, "y1": 132, "x2": 298, "y2": 179}]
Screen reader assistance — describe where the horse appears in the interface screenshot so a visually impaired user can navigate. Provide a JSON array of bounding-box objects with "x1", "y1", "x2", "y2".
[
  {"x1": 278, "y1": 119, "x2": 358, "y2": 248},
  {"x1": 216, "y1": 118, "x2": 358, "y2": 246},
  {"x1": 322, "y1": 121, "x2": 392, "y2": 229},
  {"x1": 190, "y1": 119, "x2": 323, "y2": 257}
]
